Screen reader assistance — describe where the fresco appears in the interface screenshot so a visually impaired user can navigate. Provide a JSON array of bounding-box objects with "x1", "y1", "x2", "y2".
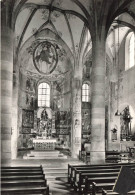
[
  {"x1": 22, "y1": 109, "x2": 34, "y2": 128},
  {"x1": 33, "y1": 41, "x2": 58, "y2": 74},
  {"x1": 55, "y1": 111, "x2": 71, "y2": 135}
]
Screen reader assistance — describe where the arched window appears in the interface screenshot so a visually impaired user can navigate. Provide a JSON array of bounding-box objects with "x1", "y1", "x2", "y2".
[
  {"x1": 82, "y1": 83, "x2": 89, "y2": 102},
  {"x1": 38, "y1": 83, "x2": 50, "y2": 107},
  {"x1": 129, "y1": 33, "x2": 134, "y2": 68},
  {"x1": 125, "y1": 32, "x2": 135, "y2": 70}
]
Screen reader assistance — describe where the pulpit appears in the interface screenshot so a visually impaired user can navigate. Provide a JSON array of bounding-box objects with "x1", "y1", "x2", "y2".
[{"x1": 33, "y1": 138, "x2": 57, "y2": 150}]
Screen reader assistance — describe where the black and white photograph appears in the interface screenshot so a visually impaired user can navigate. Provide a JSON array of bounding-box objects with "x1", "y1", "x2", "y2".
[{"x1": 1, "y1": 0, "x2": 135, "y2": 194}]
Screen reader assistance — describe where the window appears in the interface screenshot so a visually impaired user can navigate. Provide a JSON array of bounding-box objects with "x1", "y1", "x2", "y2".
[
  {"x1": 125, "y1": 32, "x2": 135, "y2": 70},
  {"x1": 38, "y1": 83, "x2": 50, "y2": 107},
  {"x1": 82, "y1": 83, "x2": 89, "y2": 102},
  {"x1": 129, "y1": 33, "x2": 134, "y2": 68}
]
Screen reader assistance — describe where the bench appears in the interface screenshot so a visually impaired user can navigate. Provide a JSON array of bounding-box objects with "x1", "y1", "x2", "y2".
[
  {"x1": 1, "y1": 186, "x2": 49, "y2": 195},
  {"x1": 72, "y1": 165, "x2": 135, "y2": 187},
  {"x1": 1, "y1": 175, "x2": 45, "y2": 181},
  {"x1": 85, "y1": 176, "x2": 117, "y2": 192},
  {"x1": 102, "y1": 189, "x2": 135, "y2": 195},
  {"x1": 92, "y1": 167, "x2": 135, "y2": 195},
  {"x1": 68, "y1": 163, "x2": 135, "y2": 187},
  {"x1": 1, "y1": 171, "x2": 44, "y2": 176},
  {"x1": 79, "y1": 167, "x2": 135, "y2": 192},
  {"x1": 92, "y1": 182, "x2": 115, "y2": 195},
  {"x1": 1, "y1": 179, "x2": 47, "y2": 187},
  {"x1": 1, "y1": 165, "x2": 49, "y2": 195},
  {"x1": 68, "y1": 162, "x2": 135, "y2": 183},
  {"x1": 1, "y1": 166, "x2": 42, "y2": 169},
  {"x1": 106, "y1": 151, "x2": 121, "y2": 163},
  {"x1": 68, "y1": 163, "x2": 135, "y2": 192},
  {"x1": 76, "y1": 171, "x2": 119, "y2": 192}
]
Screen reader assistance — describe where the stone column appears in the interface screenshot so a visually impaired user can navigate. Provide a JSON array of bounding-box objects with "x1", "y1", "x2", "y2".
[
  {"x1": 90, "y1": 36, "x2": 106, "y2": 164},
  {"x1": 71, "y1": 78, "x2": 82, "y2": 158},
  {"x1": 11, "y1": 71, "x2": 19, "y2": 159},
  {"x1": 1, "y1": 26, "x2": 13, "y2": 165}
]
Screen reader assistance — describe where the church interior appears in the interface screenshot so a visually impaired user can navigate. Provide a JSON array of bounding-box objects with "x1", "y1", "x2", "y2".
[{"x1": 1, "y1": 0, "x2": 135, "y2": 194}]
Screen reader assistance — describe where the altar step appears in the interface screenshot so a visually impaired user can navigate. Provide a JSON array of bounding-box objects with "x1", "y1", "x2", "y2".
[
  {"x1": 30, "y1": 150, "x2": 60, "y2": 156},
  {"x1": 23, "y1": 150, "x2": 67, "y2": 160}
]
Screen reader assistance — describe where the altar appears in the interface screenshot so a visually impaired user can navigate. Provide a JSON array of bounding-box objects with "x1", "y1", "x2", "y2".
[{"x1": 33, "y1": 138, "x2": 57, "y2": 150}]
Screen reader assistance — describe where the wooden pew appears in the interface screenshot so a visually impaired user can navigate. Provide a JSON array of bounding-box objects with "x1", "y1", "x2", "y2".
[
  {"x1": 72, "y1": 165, "x2": 135, "y2": 187},
  {"x1": 76, "y1": 172, "x2": 119, "y2": 192},
  {"x1": 70, "y1": 166, "x2": 135, "y2": 192},
  {"x1": 68, "y1": 163, "x2": 135, "y2": 187},
  {"x1": 68, "y1": 162, "x2": 135, "y2": 184},
  {"x1": 92, "y1": 182, "x2": 115, "y2": 195},
  {"x1": 106, "y1": 151, "x2": 121, "y2": 163},
  {"x1": 1, "y1": 166, "x2": 42, "y2": 169},
  {"x1": 72, "y1": 168, "x2": 119, "y2": 189},
  {"x1": 85, "y1": 176, "x2": 117, "y2": 192},
  {"x1": 1, "y1": 171, "x2": 43, "y2": 176},
  {"x1": 102, "y1": 189, "x2": 135, "y2": 195},
  {"x1": 92, "y1": 167, "x2": 135, "y2": 195},
  {"x1": 1, "y1": 168, "x2": 43, "y2": 172},
  {"x1": 1, "y1": 186, "x2": 49, "y2": 195},
  {"x1": 1, "y1": 179, "x2": 47, "y2": 187},
  {"x1": 1, "y1": 166, "x2": 49, "y2": 195},
  {"x1": 1, "y1": 175, "x2": 45, "y2": 181},
  {"x1": 78, "y1": 167, "x2": 135, "y2": 193}
]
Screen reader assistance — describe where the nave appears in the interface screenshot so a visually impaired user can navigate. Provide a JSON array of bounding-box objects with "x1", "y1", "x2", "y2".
[{"x1": 1, "y1": 149, "x2": 135, "y2": 195}]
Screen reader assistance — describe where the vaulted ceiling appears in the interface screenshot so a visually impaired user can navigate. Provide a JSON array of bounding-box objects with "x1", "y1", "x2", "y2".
[
  {"x1": 2, "y1": 0, "x2": 135, "y2": 81},
  {"x1": 11, "y1": 0, "x2": 135, "y2": 57}
]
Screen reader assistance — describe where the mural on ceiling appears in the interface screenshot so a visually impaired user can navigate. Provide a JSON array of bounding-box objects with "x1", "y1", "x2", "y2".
[{"x1": 33, "y1": 41, "x2": 58, "y2": 74}]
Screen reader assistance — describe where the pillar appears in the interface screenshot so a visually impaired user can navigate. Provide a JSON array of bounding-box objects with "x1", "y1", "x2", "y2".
[
  {"x1": 11, "y1": 71, "x2": 19, "y2": 159},
  {"x1": 90, "y1": 36, "x2": 106, "y2": 164},
  {"x1": 1, "y1": 26, "x2": 13, "y2": 165},
  {"x1": 71, "y1": 78, "x2": 82, "y2": 158}
]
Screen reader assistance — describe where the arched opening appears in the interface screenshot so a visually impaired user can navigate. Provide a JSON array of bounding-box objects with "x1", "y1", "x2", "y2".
[
  {"x1": 125, "y1": 32, "x2": 135, "y2": 70},
  {"x1": 38, "y1": 82, "x2": 50, "y2": 107}
]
